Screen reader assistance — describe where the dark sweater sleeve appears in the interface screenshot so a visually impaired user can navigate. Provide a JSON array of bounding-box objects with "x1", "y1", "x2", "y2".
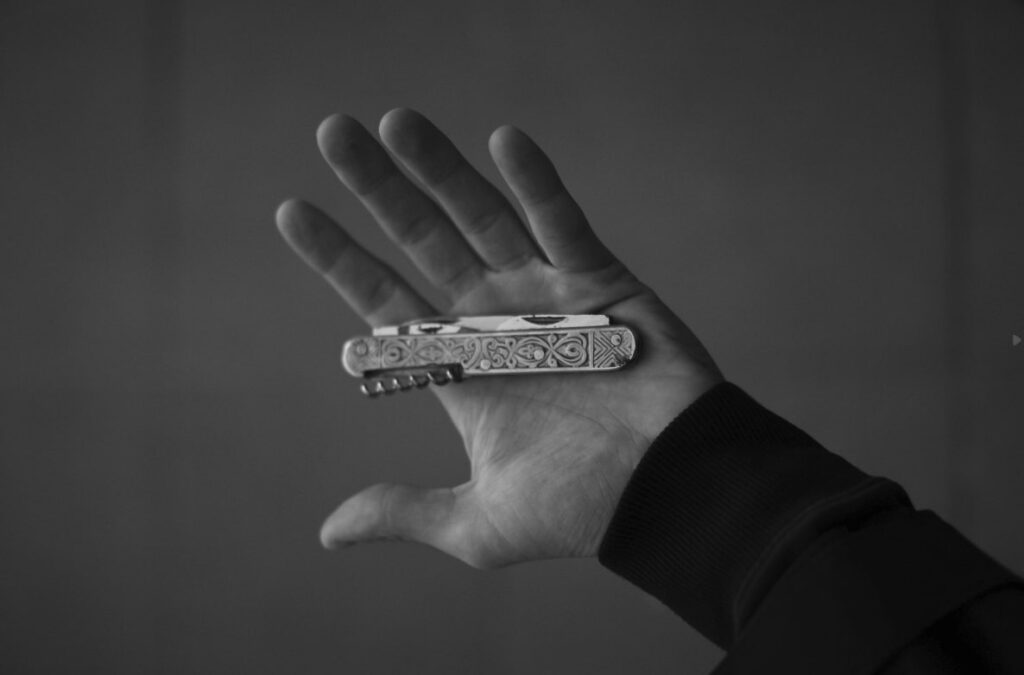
[{"x1": 598, "y1": 383, "x2": 1024, "y2": 674}]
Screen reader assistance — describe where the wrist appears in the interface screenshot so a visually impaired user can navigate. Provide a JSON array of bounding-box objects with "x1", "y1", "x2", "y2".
[{"x1": 598, "y1": 383, "x2": 909, "y2": 647}]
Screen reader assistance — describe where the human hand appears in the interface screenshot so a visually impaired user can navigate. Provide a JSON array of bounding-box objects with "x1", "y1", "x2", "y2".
[{"x1": 276, "y1": 109, "x2": 722, "y2": 568}]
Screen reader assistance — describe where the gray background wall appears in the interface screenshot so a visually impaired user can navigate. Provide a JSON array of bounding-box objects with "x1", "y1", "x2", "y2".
[{"x1": 2, "y1": 1, "x2": 1022, "y2": 673}]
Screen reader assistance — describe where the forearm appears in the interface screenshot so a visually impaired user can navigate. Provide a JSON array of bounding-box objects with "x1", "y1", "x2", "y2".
[{"x1": 599, "y1": 383, "x2": 1024, "y2": 674}]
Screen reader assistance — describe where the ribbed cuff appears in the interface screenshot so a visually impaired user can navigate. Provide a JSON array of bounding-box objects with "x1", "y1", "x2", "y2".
[
  {"x1": 597, "y1": 383, "x2": 909, "y2": 647},
  {"x1": 716, "y1": 511, "x2": 1020, "y2": 675}
]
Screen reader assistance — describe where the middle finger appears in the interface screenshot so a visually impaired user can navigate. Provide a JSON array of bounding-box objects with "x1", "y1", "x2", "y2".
[
  {"x1": 317, "y1": 114, "x2": 484, "y2": 298},
  {"x1": 379, "y1": 108, "x2": 541, "y2": 271}
]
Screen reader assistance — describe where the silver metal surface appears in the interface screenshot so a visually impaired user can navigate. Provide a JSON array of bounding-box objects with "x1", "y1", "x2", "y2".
[{"x1": 344, "y1": 314, "x2": 638, "y2": 397}]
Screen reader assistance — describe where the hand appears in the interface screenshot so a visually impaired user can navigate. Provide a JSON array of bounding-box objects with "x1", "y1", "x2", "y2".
[{"x1": 276, "y1": 109, "x2": 722, "y2": 568}]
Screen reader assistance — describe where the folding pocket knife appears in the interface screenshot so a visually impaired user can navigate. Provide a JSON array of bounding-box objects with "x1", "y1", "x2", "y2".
[{"x1": 342, "y1": 314, "x2": 639, "y2": 397}]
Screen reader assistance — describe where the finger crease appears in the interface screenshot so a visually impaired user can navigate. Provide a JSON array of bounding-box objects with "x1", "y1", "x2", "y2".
[
  {"x1": 361, "y1": 273, "x2": 400, "y2": 314},
  {"x1": 396, "y1": 212, "x2": 443, "y2": 249},
  {"x1": 353, "y1": 165, "x2": 400, "y2": 198},
  {"x1": 380, "y1": 485, "x2": 398, "y2": 535},
  {"x1": 493, "y1": 250, "x2": 536, "y2": 273},
  {"x1": 317, "y1": 234, "x2": 356, "y2": 276},
  {"x1": 430, "y1": 157, "x2": 467, "y2": 190},
  {"x1": 462, "y1": 208, "x2": 507, "y2": 238},
  {"x1": 521, "y1": 183, "x2": 566, "y2": 210},
  {"x1": 438, "y1": 260, "x2": 482, "y2": 295}
]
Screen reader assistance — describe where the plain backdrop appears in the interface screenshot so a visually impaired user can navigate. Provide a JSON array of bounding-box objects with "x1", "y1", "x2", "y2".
[{"x1": 2, "y1": 1, "x2": 1022, "y2": 673}]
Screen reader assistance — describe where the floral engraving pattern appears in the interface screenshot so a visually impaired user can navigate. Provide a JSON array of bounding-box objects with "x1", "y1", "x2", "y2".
[{"x1": 343, "y1": 327, "x2": 636, "y2": 376}]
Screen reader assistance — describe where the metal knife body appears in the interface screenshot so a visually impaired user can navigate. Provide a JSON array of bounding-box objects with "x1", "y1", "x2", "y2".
[{"x1": 342, "y1": 314, "x2": 638, "y2": 397}]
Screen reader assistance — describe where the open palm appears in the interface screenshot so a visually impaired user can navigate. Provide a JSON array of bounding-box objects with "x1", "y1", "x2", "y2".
[{"x1": 277, "y1": 109, "x2": 721, "y2": 568}]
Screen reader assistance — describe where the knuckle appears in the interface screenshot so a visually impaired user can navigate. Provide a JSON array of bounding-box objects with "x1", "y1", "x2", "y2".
[
  {"x1": 437, "y1": 260, "x2": 481, "y2": 294},
  {"x1": 350, "y1": 165, "x2": 397, "y2": 198},
  {"x1": 396, "y1": 214, "x2": 438, "y2": 248},
  {"x1": 360, "y1": 274, "x2": 399, "y2": 314},
  {"x1": 462, "y1": 209, "x2": 505, "y2": 238},
  {"x1": 430, "y1": 155, "x2": 464, "y2": 187}
]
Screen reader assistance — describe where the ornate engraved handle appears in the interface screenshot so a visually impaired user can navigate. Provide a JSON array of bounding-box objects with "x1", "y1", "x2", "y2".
[{"x1": 342, "y1": 317, "x2": 638, "y2": 398}]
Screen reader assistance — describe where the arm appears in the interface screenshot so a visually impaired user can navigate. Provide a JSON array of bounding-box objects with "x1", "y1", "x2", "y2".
[
  {"x1": 599, "y1": 382, "x2": 1024, "y2": 674},
  {"x1": 276, "y1": 110, "x2": 1024, "y2": 673}
]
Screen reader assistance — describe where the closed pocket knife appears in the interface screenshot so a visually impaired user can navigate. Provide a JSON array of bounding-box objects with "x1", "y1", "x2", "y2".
[{"x1": 342, "y1": 314, "x2": 639, "y2": 397}]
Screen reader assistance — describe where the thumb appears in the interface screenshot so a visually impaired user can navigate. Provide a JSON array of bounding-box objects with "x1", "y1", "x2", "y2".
[{"x1": 320, "y1": 482, "x2": 457, "y2": 552}]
